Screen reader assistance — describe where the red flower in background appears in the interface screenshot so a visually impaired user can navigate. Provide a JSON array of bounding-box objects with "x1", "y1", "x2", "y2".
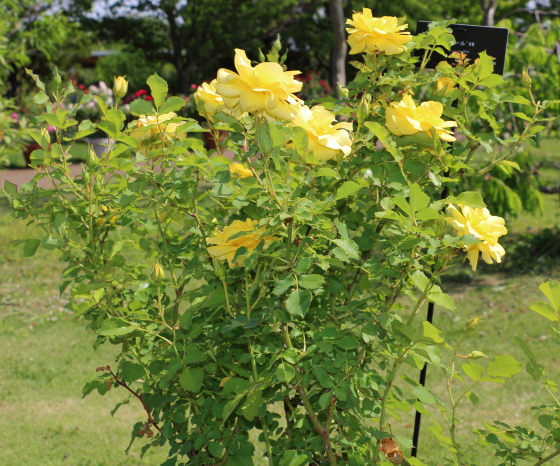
[{"x1": 145, "y1": 95, "x2": 154, "y2": 101}]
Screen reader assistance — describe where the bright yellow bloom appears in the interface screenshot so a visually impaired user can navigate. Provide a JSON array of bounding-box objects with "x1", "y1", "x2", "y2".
[
  {"x1": 206, "y1": 219, "x2": 276, "y2": 268},
  {"x1": 346, "y1": 9, "x2": 411, "y2": 55},
  {"x1": 114, "y1": 76, "x2": 128, "y2": 98},
  {"x1": 230, "y1": 163, "x2": 253, "y2": 178},
  {"x1": 290, "y1": 105, "x2": 353, "y2": 162},
  {"x1": 215, "y1": 49, "x2": 302, "y2": 121},
  {"x1": 129, "y1": 112, "x2": 185, "y2": 146},
  {"x1": 385, "y1": 94, "x2": 457, "y2": 142},
  {"x1": 444, "y1": 204, "x2": 507, "y2": 271},
  {"x1": 194, "y1": 80, "x2": 225, "y2": 120},
  {"x1": 436, "y1": 77, "x2": 456, "y2": 96}
]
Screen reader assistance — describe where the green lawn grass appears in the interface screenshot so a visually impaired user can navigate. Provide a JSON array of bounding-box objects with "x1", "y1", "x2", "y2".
[{"x1": 2, "y1": 138, "x2": 560, "y2": 465}]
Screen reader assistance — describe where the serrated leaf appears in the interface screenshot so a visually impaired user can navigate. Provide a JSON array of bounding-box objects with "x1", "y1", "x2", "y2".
[
  {"x1": 539, "y1": 280, "x2": 560, "y2": 311},
  {"x1": 413, "y1": 386, "x2": 437, "y2": 404},
  {"x1": 299, "y1": 274, "x2": 325, "y2": 290},
  {"x1": 411, "y1": 270, "x2": 430, "y2": 291},
  {"x1": 273, "y1": 277, "x2": 296, "y2": 296},
  {"x1": 179, "y1": 368, "x2": 204, "y2": 392},
  {"x1": 159, "y1": 96, "x2": 185, "y2": 114},
  {"x1": 279, "y1": 450, "x2": 309, "y2": 466},
  {"x1": 428, "y1": 286, "x2": 456, "y2": 311},
  {"x1": 393, "y1": 196, "x2": 413, "y2": 217},
  {"x1": 128, "y1": 99, "x2": 155, "y2": 116},
  {"x1": 332, "y1": 239, "x2": 360, "y2": 260},
  {"x1": 422, "y1": 321, "x2": 444, "y2": 344},
  {"x1": 462, "y1": 362, "x2": 484, "y2": 381},
  {"x1": 409, "y1": 183, "x2": 430, "y2": 212},
  {"x1": 285, "y1": 289, "x2": 311, "y2": 316},
  {"x1": 453, "y1": 191, "x2": 486, "y2": 208},
  {"x1": 276, "y1": 362, "x2": 295, "y2": 382},
  {"x1": 486, "y1": 355, "x2": 522, "y2": 379},
  {"x1": 335, "y1": 181, "x2": 363, "y2": 200},
  {"x1": 515, "y1": 336, "x2": 545, "y2": 382},
  {"x1": 316, "y1": 167, "x2": 339, "y2": 178},
  {"x1": 146, "y1": 74, "x2": 168, "y2": 108},
  {"x1": 530, "y1": 301, "x2": 558, "y2": 322},
  {"x1": 241, "y1": 390, "x2": 264, "y2": 421},
  {"x1": 122, "y1": 362, "x2": 144, "y2": 382},
  {"x1": 4, "y1": 181, "x2": 19, "y2": 198}
]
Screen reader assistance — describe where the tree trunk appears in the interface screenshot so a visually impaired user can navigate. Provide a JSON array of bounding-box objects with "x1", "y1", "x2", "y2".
[
  {"x1": 481, "y1": 0, "x2": 499, "y2": 26},
  {"x1": 162, "y1": 1, "x2": 190, "y2": 94},
  {"x1": 329, "y1": 0, "x2": 347, "y2": 99}
]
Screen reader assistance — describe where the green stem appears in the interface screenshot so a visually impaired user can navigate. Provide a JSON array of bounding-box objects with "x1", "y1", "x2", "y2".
[
  {"x1": 533, "y1": 447, "x2": 560, "y2": 466},
  {"x1": 285, "y1": 222, "x2": 293, "y2": 260}
]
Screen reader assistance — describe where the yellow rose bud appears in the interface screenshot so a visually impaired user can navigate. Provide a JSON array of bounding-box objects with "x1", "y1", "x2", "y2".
[
  {"x1": 86, "y1": 147, "x2": 98, "y2": 168},
  {"x1": 230, "y1": 163, "x2": 253, "y2": 179},
  {"x1": 467, "y1": 351, "x2": 488, "y2": 359},
  {"x1": 151, "y1": 262, "x2": 164, "y2": 283},
  {"x1": 114, "y1": 76, "x2": 128, "y2": 98},
  {"x1": 289, "y1": 105, "x2": 353, "y2": 162},
  {"x1": 435, "y1": 77, "x2": 456, "y2": 97},
  {"x1": 521, "y1": 67, "x2": 532, "y2": 88},
  {"x1": 385, "y1": 94, "x2": 457, "y2": 142},
  {"x1": 215, "y1": 49, "x2": 302, "y2": 121},
  {"x1": 465, "y1": 317, "x2": 481, "y2": 332},
  {"x1": 206, "y1": 219, "x2": 277, "y2": 268},
  {"x1": 444, "y1": 204, "x2": 507, "y2": 271},
  {"x1": 346, "y1": 9, "x2": 411, "y2": 56}
]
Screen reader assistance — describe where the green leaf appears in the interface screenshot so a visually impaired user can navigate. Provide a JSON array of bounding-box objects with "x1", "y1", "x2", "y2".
[
  {"x1": 279, "y1": 450, "x2": 309, "y2": 466},
  {"x1": 23, "y1": 239, "x2": 40, "y2": 257},
  {"x1": 462, "y1": 362, "x2": 484, "y2": 381},
  {"x1": 257, "y1": 123, "x2": 272, "y2": 154},
  {"x1": 486, "y1": 355, "x2": 522, "y2": 379},
  {"x1": 299, "y1": 274, "x2": 325, "y2": 290},
  {"x1": 411, "y1": 270, "x2": 430, "y2": 292},
  {"x1": 479, "y1": 74, "x2": 504, "y2": 88},
  {"x1": 393, "y1": 196, "x2": 414, "y2": 218},
  {"x1": 416, "y1": 207, "x2": 441, "y2": 221},
  {"x1": 336, "y1": 334, "x2": 359, "y2": 350},
  {"x1": 42, "y1": 235, "x2": 63, "y2": 250},
  {"x1": 316, "y1": 167, "x2": 339, "y2": 178},
  {"x1": 428, "y1": 286, "x2": 456, "y2": 311},
  {"x1": 222, "y1": 394, "x2": 243, "y2": 424},
  {"x1": 273, "y1": 276, "x2": 296, "y2": 296},
  {"x1": 515, "y1": 336, "x2": 545, "y2": 382},
  {"x1": 208, "y1": 441, "x2": 223, "y2": 458},
  {"x1": 276, "y1": 362, "x2": 295, "y2": 382},
  {"x1": 146, "y1": 74, "x2": 168, "y2": 108},
  {"x1": 364, "y1": 121, "x2": 401, "y2": 161},
  {"x1": 409, "y1": 183, "x2": 430, "y2": 212},
  {"x1": 159, "y1": 96, "x2": 185, "y2": 114},
  {"x1": 530, "y1": 301, "x2": 558, "y2": 322},
  {"x1": 422, "y1": 321, "x2": 444, "y2": 344},
  {"x1": 332, "y1": 239, "x2": 360, "y2": 260},
  {"x1": 241, "y1": 391, "x2": 264, "y2": 421},
  {"x1": 413, "y1": 386, "x2": 437, "y2": 404},
  {"x1": 285, "y1": 289, "x2": 311, "y2": 316},
  {"x1": 268, "y1": 122, "x2": 287, "y2": 148},
  {"x1": 291, "y1": 126, "x2": 308, "y2": 156},
  {"x1": 362, "y1": 323, "x2": 376, "y2": 343},
  {"x1": 539, "y1": 280, "x2": 560, "y2": 311},
  {"x1": 335, "y1": 181, "x2": 363, "y2": 200},
  {"x1": 122, "y1": 362, "x2": 144, "y2": 382},
  {"x1": 453, "y1": 191, "x2": 486, "y2": 208},
  {"x1": 3, "y1": 181, "x2": 19, "y2": 199},
  {"x1": 467, "y1": 391, "x2": 479, "y2": 405},
  {"x1": 179, "y1": 368, "x2": 204, "y2": 392},
  {"x1": 128, "y1": 99, "x2": 155, "y2": 116}
]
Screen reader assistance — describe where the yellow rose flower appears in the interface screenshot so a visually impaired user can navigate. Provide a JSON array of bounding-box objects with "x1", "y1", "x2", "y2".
[
  {"x1": 436, "y1": 77, "x2": 456, "y2": 96},
  {"x1": 290, "y1": 105, "x2": 353, "y2": 162},
  {"x1": 194, "y1": 80, "x2": 225, "y2": 120},
  {"x1": 215, "y1": 49, "x2": 303, "y2": 121},
  {"x1": 444, "y1": 204, "x2": 507, "y2": 271},
  {"x1": 385, "y1": 94, "x2": 457, "y2": 142},
  {"x1": 130, "y1": 112, "x2": 185, "y2": 146},
  {"x1": 206, "y1": 219, "x2": 276, "y2": 268},
  {"x1": 230, "y1": 163, "x2": 253, "y2": 179},
  {"x1": 346, "y1": 9, "x2": 411, "y2": 55}
]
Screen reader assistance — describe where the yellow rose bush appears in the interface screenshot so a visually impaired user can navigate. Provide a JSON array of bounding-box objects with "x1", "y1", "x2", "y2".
[{"x1": 10, "y1": 17, "x2": 555, "y2": 466}]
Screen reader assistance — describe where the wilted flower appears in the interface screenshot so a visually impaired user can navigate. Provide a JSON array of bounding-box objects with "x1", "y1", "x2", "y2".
[
  {"x1": 346, "y1": 9, "x2": 411, "y2": 55},
  {"x1": 129, "y1": 112, "x2": 185, "y2": 146},
  {"x1": 206, "y1": 219, "x2": 276, "y2": 267},
  {"x1": 114, "y1": 76, "x2": 128, "y2": 98},
  {"x1": 435, "y1": 77, "x2": 456, "y2": 96},
  {"x1": 444, "y1": 204, "x2": 507, "y2": 271},
  {"x1": 230, "y1": 163, "x2": 253, "y2": 179},
  {"x1": 215, "y1": 49, "x2": 302, "y2": 121},
  {"x1": 385, "y1": 94, "x2": 457, "y2": 142},
  {"x1": 290, "y1": 105, "x2": 353, "y2": 162}
]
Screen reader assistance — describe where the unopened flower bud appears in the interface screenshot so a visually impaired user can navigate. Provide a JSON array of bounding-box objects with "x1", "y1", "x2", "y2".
[
  {"x1": 212, "y1": 258, "x2": 227, "y2": 281},
  {"x1": 357, "y1": 99, "x2": 370, "y2": 125},
  {"x1": 114, "y1": 76, "x2": 128, "y2": 98},
  {"x1": 86, "y1": 147, "x2": 98, "y2": 168},
  {"x1": 521, "y1": 68, "x2": 532, "y2": 88},
  {"x1": 465, "y1": 317, "x2": 481, "y2": 333},
  {"x1": 467, "y1": 351, "x2": 488, "y2": 359},
  {"x1": 151, "y1": 262, "x2": 164, "y2": 283}
]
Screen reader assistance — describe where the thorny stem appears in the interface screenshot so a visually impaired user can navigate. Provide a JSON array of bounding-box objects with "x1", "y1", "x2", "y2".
[
  {"x1": 106, "y1": 365, "x2": 161, "y2": 433},
  {"x1": 533, "y1": 447, "x2": 560, "y2": 466},
  {"x1": 281, "y1": 327, "x2": 337, "y2": 466}
]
